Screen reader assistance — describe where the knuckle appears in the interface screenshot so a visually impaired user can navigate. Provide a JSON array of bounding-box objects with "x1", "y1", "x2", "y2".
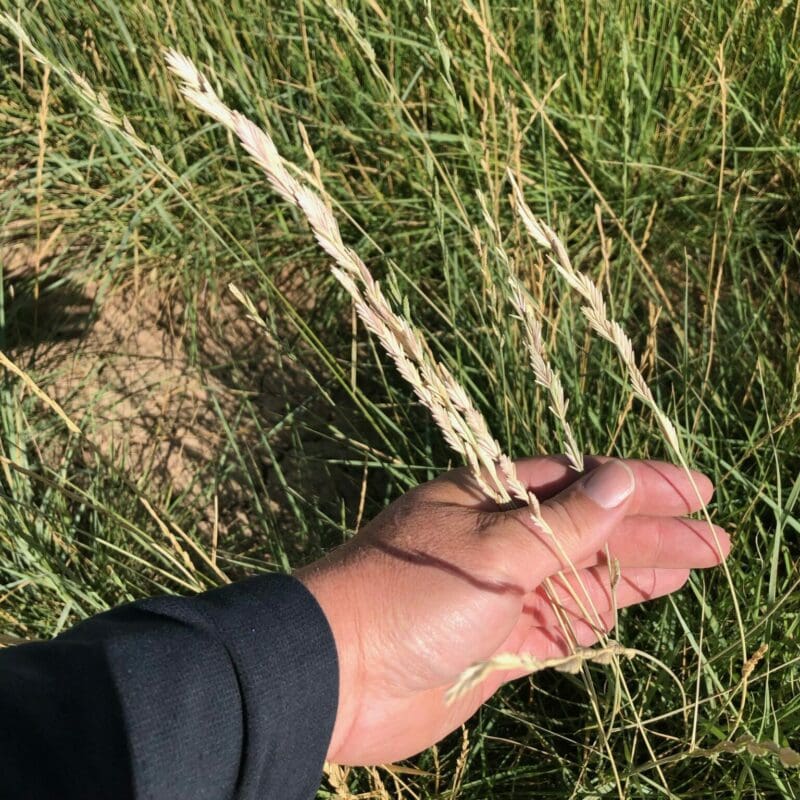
[
  {"x1": 545, "y1": 497, "x2": 588, "y2": 547},
  {"x1": 479, "y1": 543, "x2": 514, "y2": 582},
  {"x1": 635, "y1": 568, "x2": 658, "y2": 598},
  {"x1": 651, "y1": 519, "x2": 665, "y2": 564}
]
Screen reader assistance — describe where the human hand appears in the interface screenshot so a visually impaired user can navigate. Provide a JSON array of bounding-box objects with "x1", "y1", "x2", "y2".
[{"x1": 296, "y1": 456, "x2": 730, "y2": 766}]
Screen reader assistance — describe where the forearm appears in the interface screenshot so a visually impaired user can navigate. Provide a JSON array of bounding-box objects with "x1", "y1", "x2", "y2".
[{"x1": 0, "y1": 574, "x2": 338, "y2": 800}]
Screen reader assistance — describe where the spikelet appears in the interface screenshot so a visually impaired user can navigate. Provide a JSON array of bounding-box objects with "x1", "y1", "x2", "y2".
[
  {"x1": 163, "y1": 50, "x2": 237, "y2": 130},
  {"x1": 446, "y1": 641, "x2": 636, "y2": 704},
  {"x1": 508, "y1": 275, "x2": 584, "y2": 472}
]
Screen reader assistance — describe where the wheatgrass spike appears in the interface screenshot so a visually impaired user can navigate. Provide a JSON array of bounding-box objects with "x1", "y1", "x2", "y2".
[{"x1": 510, "y1": 170, "x2": 750, "y2": 746}]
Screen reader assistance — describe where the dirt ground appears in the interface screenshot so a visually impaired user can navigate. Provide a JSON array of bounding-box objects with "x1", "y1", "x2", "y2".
[{"x1": 2, "y1": 239, "x2": 361, "y2": 548}]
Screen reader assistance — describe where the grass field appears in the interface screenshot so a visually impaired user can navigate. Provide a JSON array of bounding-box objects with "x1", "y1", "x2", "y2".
[{"x1": 2, "y1": 1, "x2": 800, "y2": 797}]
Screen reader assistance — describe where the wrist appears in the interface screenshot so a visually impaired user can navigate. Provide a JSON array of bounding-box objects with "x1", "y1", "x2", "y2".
[{"x1": 295, "y1": 553, "x2": 365, "y2": 763}]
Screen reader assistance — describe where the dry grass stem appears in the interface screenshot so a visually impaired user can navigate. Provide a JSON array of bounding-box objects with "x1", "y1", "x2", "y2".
[
  {"x1": 0, "y1": 350, "x2": 80, "y2": 436},
  {"x1": 2, "y1": 14, "x2": 168, "y2": 169},
  {"x1": 446, "y1": 641, "x2": 637, "y2": 704}
]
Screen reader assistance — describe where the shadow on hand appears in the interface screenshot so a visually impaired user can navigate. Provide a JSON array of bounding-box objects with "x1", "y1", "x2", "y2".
[{"x1": 371, "y1": 540, "x2": 526, "y2": 597}]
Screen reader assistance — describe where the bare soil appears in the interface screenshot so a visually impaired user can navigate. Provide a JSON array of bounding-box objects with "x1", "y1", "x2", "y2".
[{"x1": 2, "y1": 231, "x2": 373, "y2": 564}]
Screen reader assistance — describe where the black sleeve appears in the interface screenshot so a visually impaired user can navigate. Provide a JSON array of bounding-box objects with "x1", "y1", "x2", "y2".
[{"x1": 0, "y1": 573, "x2": 339, "y2": 800}]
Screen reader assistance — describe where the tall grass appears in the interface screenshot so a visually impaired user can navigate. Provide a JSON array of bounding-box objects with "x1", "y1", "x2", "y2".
[{"x1": 2, "y1": 1, "x2": 799, "y2": 797}]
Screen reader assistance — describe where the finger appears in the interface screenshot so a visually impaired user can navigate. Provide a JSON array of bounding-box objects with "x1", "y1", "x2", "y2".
[
  {"x1": 576, "y1": 516, "x2": 731, "y2": 569},
  {"x1": 520, "y1": 566, "x2": 690, "y2": 628},
  {"x1": 511, "y1": 456, "x2": 714, "y2": 515},
  {"x1": 491, "y1": 611, "x2": 618, "y2": 688},
  {"x1": 489, "y1": 460, "x2": 637, "y2": 590},
  {"x1": 520, "y1": 610, "x2": 618, "y2": 654},
  {"x1": 427, "y1": 456, "x2": 713, "y2": 516},
  {"x1": 425, "y1": 455, "x2": 576, "y2": 507},
  {"x1": 498, "y1": 602, "x2": 617, "y2": 657}
]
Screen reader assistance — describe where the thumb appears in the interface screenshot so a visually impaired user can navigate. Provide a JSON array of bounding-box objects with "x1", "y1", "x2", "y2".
[{"x1": 494, "y1": 460, "x2": 636, "y2": 590}]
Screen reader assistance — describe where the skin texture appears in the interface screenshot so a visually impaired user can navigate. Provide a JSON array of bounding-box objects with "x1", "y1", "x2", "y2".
[{"x1": 295, "y1": 456, "x2": 731, "y2": 766}]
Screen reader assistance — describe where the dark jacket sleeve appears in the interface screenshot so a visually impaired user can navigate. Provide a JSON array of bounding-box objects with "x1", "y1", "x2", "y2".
[{"x1": 0, "y1": 573, "x2": 339, "y2": 800}]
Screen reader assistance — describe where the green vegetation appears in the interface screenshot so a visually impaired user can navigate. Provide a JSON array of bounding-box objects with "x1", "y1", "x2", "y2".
[{"x1": 2, "y1": 1, "x2": 799, "y2": 796}]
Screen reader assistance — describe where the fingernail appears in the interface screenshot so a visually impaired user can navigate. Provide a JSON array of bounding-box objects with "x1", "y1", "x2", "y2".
[{"x1": 580, "y1": 461, "x2": 635, "y2": 509}]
